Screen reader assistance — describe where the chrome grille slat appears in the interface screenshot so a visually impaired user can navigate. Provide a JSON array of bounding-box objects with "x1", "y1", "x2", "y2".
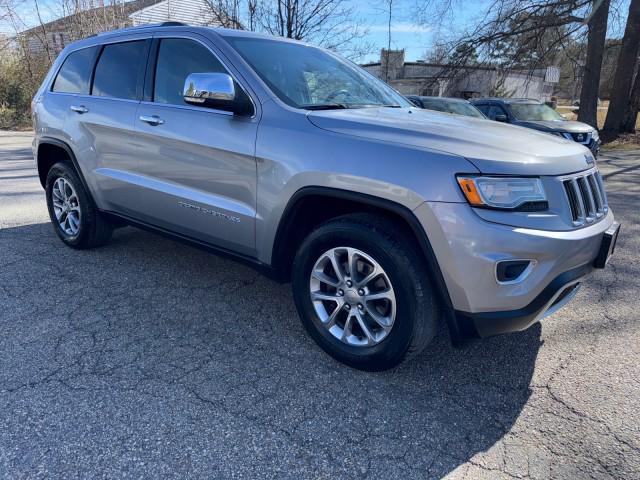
[
  {"x1": 587, "y1": 174, "x2": 604, "y2": 217},
  {"x1": 595, "y1": 172, "x2": 609, "y2": 210},
  {"x1": 562, "y1": 168, "x2": 608, "y2": 227},
  {"x1": 577, "y1": 177, "x2": 596, "y2": 221},
  {"x1": 571, "y1": 178, "x2": 586, "y2": 221},
  {"x1": 563, "y1": 180, "x2": 579, "y2": 221}
]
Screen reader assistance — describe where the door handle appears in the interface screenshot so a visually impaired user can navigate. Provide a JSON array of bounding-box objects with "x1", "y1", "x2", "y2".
[
  {"x1": 70, "y1": 105, "x2": 88, "y2": 114},
  {"x1": 139, "y1": 115, "x2": 165, "y2": 126}
]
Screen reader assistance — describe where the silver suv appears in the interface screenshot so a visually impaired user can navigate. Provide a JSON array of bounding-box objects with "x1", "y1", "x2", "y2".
[{"x1": 32, "y1": 24, "x2": 619, "y2": 371}]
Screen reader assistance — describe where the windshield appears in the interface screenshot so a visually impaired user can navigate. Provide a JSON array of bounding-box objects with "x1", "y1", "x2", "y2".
[
  {"x1": 422, "y1": 99, "x2": 485, "y2": 118},
  {"x1": 510, "y1": 103, "x2": 564, "y2": 121},
  {"x1": 225, "y1": 37, "x2": 410, "y2": 109}
]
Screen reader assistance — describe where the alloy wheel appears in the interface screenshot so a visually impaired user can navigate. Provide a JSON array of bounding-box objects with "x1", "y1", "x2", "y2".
[
  {"x1": 309, "y1": 247, "x2": 396, "y2": 347},
  {"x1": 51, "y1": 177, "x2": 81, "y2": 236}
]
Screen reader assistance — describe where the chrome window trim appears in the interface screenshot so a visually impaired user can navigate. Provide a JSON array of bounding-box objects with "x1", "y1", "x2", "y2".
[
  {"x1": 47, "y1": 91, "x2": 141, "y2": 106},
  {"x1": 138, "y1": 99, "x2": 234, "y2": 117}
]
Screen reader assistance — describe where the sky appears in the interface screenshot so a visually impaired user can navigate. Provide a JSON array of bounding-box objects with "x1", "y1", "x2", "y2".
[
  {"x1": 352, "y1": 0, "x2": 630, "y2": 63},
  {"x1": 0, "y1": 0, "x2": 488, "y2": 60},
  {"x1": 1, "y1": 0, "x2": 631, "y2": 62},
  {"x1": 353, "y1": 1, "x2": 487, "y2": 63}
]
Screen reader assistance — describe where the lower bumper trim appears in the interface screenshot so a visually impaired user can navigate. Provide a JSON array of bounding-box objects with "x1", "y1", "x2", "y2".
[{"x1": 454, "y1": 263, "x2": 593, "y2": 339}]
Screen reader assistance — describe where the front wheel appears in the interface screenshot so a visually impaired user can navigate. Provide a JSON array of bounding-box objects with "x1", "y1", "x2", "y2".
[{"x1": 292, "y1": 214, "x2": 439, "y2": 371}]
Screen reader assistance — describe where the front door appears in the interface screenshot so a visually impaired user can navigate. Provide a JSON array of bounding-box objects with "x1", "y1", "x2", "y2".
[{"x1": 132, "y1": 35, "x2": 258, "y2": 256}]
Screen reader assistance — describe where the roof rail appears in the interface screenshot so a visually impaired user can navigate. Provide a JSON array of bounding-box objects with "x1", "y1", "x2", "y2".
[{"x1": 96, "y1": 22, "x2": 189, "y2": 36}]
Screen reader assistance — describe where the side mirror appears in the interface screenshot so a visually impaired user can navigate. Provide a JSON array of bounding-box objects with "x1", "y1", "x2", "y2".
[
  {"x1": 495, "y1": 114, "x2": 508, "y2": 122},
  {"x1": 183, "y1": 72, "x2": 252, "y2": 116}
]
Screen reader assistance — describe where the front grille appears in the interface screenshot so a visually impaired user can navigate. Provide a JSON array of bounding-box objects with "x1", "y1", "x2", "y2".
[{"x1": 562, "y1": 170, "x2": 608, "y2": 226}]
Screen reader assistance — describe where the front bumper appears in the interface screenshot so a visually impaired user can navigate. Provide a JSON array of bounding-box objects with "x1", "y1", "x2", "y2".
[
  {"x1": 588, "y1": 138, "x2": 601, "y2": 156},
  {"x1": 414, "y1": 202, "x2": 616, "y2": 339},
  {"x1": 454, "y1": 263, "x2": 589, "y2": 338}
]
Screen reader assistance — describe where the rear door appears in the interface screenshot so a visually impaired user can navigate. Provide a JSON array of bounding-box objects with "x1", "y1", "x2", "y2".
[
  {"x1": 63, "y1": 36, "x2": 150, "y2": 215},
  {"x1": 42, "y1": 46, "x2": 100, "y2": 146},
  {"x1": 131, "y1": 34, "x2": 259, "y2": 256}
]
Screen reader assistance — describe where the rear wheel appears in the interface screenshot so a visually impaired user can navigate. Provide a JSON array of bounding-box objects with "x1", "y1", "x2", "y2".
[
  {"x1": 45, "y1": 162, "x2": 113, "y2": 249},
  {"x1": 292, "y1": 214, "x2": 438, "y2": 371}
]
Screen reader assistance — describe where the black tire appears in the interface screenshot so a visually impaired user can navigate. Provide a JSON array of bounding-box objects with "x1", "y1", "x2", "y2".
[
  {"x1": 45, "y1": 161, "x2": 113, "y2": 249},
  {"x1": 292, "y1": 213, "x2": 438, "y2": 371}
]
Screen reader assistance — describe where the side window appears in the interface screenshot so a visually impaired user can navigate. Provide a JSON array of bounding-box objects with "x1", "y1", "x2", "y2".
[
  {"x1": 487, "y1": 105, "x2": 507, "y2": 120},
  {"x1": 52, "y1": 46, "x2": 99, "y2": 94},
  {"x1": 154, "y1": 38, "x2": 227, "y2": 106},
  {"x1": 92, "y1": 41, "x2": 147, "y2": 100},
  {"x1": 475, "y1": 104, "x2": 490, "y2": 116}
]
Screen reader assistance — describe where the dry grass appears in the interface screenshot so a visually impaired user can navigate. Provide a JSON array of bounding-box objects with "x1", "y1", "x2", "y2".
[{"x1": 556, "y1": 104, "x2": 640, "y2": 131}]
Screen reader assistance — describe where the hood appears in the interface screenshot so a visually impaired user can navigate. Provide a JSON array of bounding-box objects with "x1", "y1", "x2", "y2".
[
  {"x1": 512, "y1": 119, "x2": 595, "y2": 133},
  {"x1": 307, "y1": 108, "x2": 595, "y2": 175}
]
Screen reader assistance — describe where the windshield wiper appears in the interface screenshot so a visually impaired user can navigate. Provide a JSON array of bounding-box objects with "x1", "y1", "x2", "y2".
[
  {"x1": 303, "y1": 103, "x2": 403, "y2": 110},
  {"x1": 303, "y1": 104, "x2": 349, "y2": 110},
  {"x1": 351, "y1": 104, "x2": 403, "y2": 108}
]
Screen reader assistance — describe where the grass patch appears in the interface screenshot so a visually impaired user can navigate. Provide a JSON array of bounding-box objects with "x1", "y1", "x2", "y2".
[{"x1": 556, "y1": 105, "x2": 640, "y2": 131}]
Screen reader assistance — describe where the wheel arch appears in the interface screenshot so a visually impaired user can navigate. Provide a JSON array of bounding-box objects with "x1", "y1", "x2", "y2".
[
  {"x1": 36, "y1": 137, "x2": 89, "y2": 193},
  {"x1": 271, "y1": 186, "x2": 463, "y2": 341}
]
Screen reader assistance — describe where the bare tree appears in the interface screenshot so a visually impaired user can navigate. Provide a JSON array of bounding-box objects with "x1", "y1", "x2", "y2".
[
  {"x1": 202, "y1": 0, "x2": 369, "y2": 57},
  {"x1": 247, "y1": 0, "x2": 259, "y2": 30},
  {"x1": 622, "y1": 66, "x2": 640, "y2": 132},
  {"x1": 603, "y1": 0, "x2": 640, "y2": 135},
  {"x1": 0, "y1": 0, "x2": 140, "y2": 128},
  {"x1": 203, "y1": 0, "x2": 244, "y2": 28},
  {"x1": 256, "y1": 0, "x2": 368, "y2": 55},
  {"x1": 441, "y1": 1, "x2": 593, "y2": 67},
  {"x1": 577, "y1": 0, "x2": 611, "y2": 127}
]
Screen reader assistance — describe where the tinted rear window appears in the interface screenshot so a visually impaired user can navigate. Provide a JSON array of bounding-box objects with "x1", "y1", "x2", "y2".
[
  {"x1": 92, "y1": 41, "x2": 147, "y2": 100},
  {"x1": 52, "y1": 46, "x2": 99, "y2": 94}
]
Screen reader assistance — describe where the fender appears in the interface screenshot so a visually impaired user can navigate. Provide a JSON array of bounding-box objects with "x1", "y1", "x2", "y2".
[{"x1": 272, "y1": 186, "x2": 465, "y2": 343}]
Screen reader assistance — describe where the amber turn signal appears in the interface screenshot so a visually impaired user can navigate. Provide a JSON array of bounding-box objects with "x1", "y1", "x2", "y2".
[{"x1": 457, "y1": 177, "x2": 484, "y2": 206}]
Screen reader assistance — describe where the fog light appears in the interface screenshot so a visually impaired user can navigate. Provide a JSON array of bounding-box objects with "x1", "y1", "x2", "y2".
[{"x1": 496, "y1": 260, "x2": 534, "y2": 284}]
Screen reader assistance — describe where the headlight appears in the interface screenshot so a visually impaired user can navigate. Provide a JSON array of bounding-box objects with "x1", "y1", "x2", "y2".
[
  {"x1": 548, "y1": 131, "x2": 565, "y2": 137},
  {"x1": 457, "y1": 176, "x2": 547, "y2": 210}
]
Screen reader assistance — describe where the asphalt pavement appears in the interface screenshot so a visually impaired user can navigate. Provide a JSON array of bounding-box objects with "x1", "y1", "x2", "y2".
[{"x1": 0, "y1": 131, "x2": 638, "y2": 479}]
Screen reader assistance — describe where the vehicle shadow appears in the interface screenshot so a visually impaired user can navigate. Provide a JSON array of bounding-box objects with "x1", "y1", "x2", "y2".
[{"x1": 1, "y1": 222, "x2": 542, "y2": 479}]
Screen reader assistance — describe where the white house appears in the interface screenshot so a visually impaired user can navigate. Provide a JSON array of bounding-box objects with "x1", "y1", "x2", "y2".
[
  {"x1": 129, "y1": 0, "x2": 221, "y2": 26},
  {"x1": 20, "y1": 0, "x2": 227, "y2": 56}
]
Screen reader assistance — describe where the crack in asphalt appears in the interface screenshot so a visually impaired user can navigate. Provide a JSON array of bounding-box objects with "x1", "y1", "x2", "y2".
[{"x1": 0, "y1": 135, "x2": 639, "y2": 479}]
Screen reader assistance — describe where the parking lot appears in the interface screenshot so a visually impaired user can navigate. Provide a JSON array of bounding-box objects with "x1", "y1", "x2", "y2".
[{"x1": 0, "y1": 131, "x2": 638, "y2": 479}]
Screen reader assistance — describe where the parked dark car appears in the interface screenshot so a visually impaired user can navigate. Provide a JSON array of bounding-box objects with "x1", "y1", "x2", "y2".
[
  {"x1": 406, "y1": 95, "x2": 486, "y2": 119},
  {"x1": 471, "y1": 98, "x2": 600, "y2": 155}
]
